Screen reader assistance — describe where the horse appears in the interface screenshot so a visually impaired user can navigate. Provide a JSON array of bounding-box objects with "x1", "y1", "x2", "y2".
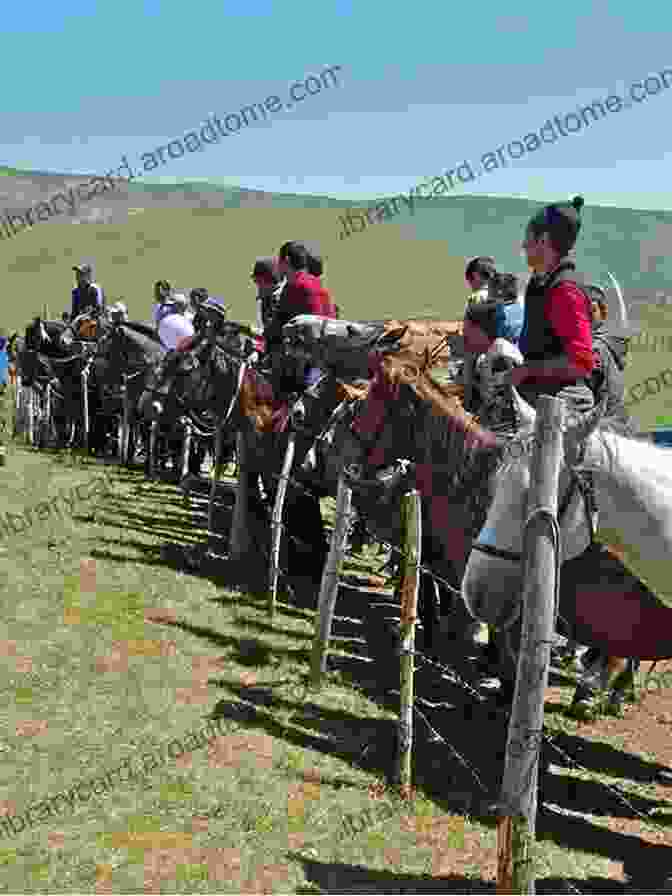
[
  {"x1": 93, "y1": 320, "x2": 167, "y2": 463},
  {"x1": 227, "y1": 314, "x2": 468, "y2": 594},
  {"x1": 227, "y1": 360, "x2": 352, "y2": 588},
  {"x1": 17, "y1": 317, "x2": 100, "y2": 449},
  {"x1": 310, "y1": 349, "x2": 672, "y2": 710},
  {"x1": 139, "y1": 320, "x2": 257, "y2": 485},
  {"x1": 462, "y1": 386, "x2": 672, "y2": 705}
]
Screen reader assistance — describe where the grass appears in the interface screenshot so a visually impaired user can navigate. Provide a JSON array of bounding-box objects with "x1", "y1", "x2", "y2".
[
  {"x1": 0, "y1": 174, "x2": 671, "y2": 888},
  {"x1": 0, "y1": 401, "x2": 670, "y2": 892}
]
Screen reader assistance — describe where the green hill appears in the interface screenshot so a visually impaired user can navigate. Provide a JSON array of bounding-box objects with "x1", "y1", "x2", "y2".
[{"x1": 1, "y1": 169, "x2": 671, "y2": 428}]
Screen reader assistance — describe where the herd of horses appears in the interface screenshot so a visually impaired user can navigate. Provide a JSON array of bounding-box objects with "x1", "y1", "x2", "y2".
[{"x1": 9, "y1": 306, "x2": 672, "y2": 736}]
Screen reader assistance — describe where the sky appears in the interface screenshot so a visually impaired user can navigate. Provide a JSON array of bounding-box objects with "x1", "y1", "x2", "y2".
[{"x1": 3, "y1": 0, "x2": 672, "y2": 210}]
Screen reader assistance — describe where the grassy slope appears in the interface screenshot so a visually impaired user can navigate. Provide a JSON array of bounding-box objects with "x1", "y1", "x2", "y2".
[
  {"x1": 3, "y1": 203, "x2": 672, "y2": 427},
  {"x1": 0, "y1": 203, "x2": 465, "y2": 327},
  {"x1": 2, "y1": 169, "x2": 672, "y2": 430},
  {"x1": 1, "y1": 440, "x2": 669, "y2": 893}
]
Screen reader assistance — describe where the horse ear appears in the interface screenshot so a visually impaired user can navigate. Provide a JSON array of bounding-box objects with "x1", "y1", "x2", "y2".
[
  {"x1": 512, "y1": 386, "x2": 536, "y2": 430},
  {"x1": 375, "y1": 326, "x2": 407, "y2": 354}
]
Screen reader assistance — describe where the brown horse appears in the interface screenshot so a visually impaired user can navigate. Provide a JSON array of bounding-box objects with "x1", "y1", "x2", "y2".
[{"x1": 322, "y1": 352, "x2": 669, "y2": 710}]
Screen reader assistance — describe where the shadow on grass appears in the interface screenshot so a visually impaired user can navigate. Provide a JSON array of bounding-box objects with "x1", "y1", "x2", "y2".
[
  {"x1": 294, "y1": 855, "x2": 663, "y2": 893},
  {"x1": 54, "y1": 452, "x2": 672, "y2": 884}
]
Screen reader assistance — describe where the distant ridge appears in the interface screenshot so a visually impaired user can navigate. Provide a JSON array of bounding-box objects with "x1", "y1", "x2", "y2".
[
  {"x1": 4, "y1": 165, "x2": 672, "y2": 217},
  {"x1": 1, "y1": 165, "x2": 672, "y2": 301}
]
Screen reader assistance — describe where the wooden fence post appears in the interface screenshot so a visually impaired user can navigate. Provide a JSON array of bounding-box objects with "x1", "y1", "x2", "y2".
[
  {"x1": 310, "y1": 474, "x2": 353, "y2": 686},
  {"x1": 268, "y1": 431, "x2": 296, "y2": 617},
  {"x1": 229, "y1": 430, "x2": 252, "y2": 559},
  {"x1": 395, "y1": 488, "x2": 422, "y2": 797},
  {"x1": 497, "y1": 395, "x2": 565, "y2": 895}
]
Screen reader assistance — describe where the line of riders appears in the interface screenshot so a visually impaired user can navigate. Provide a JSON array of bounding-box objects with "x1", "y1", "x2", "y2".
[{"x1": 0, "y1": 200, "x2": 643, "y2": 718}]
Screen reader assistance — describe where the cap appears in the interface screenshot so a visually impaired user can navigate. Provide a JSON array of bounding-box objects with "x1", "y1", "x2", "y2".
[
  {"x1": 109, "y1": 301, "x2": 128, "y2": 316},
  {"x1": 73, "y1": 263, "x2": 92, "y2": 275},
  {"x1": 527, "y1": 196, "x2": 584, "y2": 251},
  {"x1": 201, "y1": 296, "x2": 228, "y2": 317},
  {"x1": 251, "y1": 257, "x2": 279, "y2": 281}
]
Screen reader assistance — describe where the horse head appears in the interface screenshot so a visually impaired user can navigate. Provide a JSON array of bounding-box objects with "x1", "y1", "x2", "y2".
[
  {"x1": 461, "y1": 388, "x2": 610, "y2": 628},
  {"x1": 141, "y1": 321, "x2": 254, "y2": 427},
  {"x1": 282, "y1": 315, "x2": 386, "y2": 382}
]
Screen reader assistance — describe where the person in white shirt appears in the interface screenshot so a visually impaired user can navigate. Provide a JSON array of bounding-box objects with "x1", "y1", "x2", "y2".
[{"x1": 157, "y1": 295, "x2": 194, "y2": 350}]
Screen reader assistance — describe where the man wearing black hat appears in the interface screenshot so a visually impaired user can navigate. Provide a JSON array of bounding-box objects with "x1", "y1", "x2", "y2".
[
  {"x1": 509, "y1": 196, "x2": 596, "y2": 414},
  {"x1": 251, "y1": 258, "x2": 285, "y2": 334},
  {"x1": 71, "y1": 263, "x2": 105, "y2": 320}
]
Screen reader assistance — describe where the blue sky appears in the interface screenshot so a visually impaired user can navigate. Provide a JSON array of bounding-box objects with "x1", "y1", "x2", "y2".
[{"x1": 3, "y1": 0, "x2": 672, "y2": 209}]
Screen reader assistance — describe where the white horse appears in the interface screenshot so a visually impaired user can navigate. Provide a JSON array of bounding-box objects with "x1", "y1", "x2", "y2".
[{"x1": 462, "y1": 389, "x2": 672, "y2": 660}]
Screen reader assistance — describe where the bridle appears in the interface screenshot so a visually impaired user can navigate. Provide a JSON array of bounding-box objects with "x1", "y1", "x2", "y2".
[
  {"x1": 349, "y1": 366, "x2": 598, "y2": 569},
  {"x1": 147, "y1": 324, "x2": 254, "y2": 429},
  {"x1": 470, "y1": 436, "x2": 595, "y2": 564}
]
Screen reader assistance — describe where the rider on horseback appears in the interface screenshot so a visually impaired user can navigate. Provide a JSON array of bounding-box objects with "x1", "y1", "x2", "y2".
[
  {"x1": 511, "y1": 196, "x2": 595, "y2": 414},
  {"x1": 71, "y1": 264, "x2": 105, "y2": 319},
  {"x1": 189, "y1": 288, "x2": 209, "y2": 330},
  {"x1": 465, "y1": 256, "x2": 498, "y2": 308},
  {"x1": 251, "y1": 259, "x2": 285, "y2": 335},
  {"x1": 462, "y1": 264, "x2": 523, "y2": 412},
  {"x1": 262, "y1": 241, "x2": 337, "y2": 410}
]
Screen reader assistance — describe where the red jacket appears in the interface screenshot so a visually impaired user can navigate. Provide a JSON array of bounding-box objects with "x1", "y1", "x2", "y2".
[{"x1": 265, "y1": 271, "x2": 336, "y2": 349}]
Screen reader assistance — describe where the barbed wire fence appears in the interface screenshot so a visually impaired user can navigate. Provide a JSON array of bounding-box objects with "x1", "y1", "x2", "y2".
[
  {"x1": 196, "y1": 443, "x2": 671, "y2": 891},
  {"x1": 15, "y1": 364, "x2": 670, "y2": 889}
]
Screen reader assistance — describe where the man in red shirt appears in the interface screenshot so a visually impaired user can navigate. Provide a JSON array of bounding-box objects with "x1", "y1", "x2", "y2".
[
  {"x1": 512, "y1": 195, "x2": 595, "y2": 414},
  {"x1": 264, "y1": 241, "x2": 337, "y2": 394}
]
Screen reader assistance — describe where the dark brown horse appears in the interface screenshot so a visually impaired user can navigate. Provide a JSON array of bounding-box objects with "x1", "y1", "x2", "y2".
[{"x1": 317, "y1": 352, "x2": 671, "y2": 709}]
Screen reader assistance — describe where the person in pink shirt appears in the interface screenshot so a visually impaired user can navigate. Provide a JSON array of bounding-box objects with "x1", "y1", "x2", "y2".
[{"x1": 512, "y1": 195, "x2": 595, "y2": 414}]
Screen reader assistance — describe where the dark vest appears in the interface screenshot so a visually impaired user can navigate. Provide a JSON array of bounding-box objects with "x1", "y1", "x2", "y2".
[{"x1": 522, "y1": 258, "x2": 592, "y2": 378}]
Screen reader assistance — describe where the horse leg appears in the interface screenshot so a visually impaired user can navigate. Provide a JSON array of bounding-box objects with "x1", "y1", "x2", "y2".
[
  {"x1": 417, "y1": 569, "x2": 440, "y2": 654},
  {"x1": 285, "y1": 490, "x2": 327, "y2": 585},
  {"x1": 571, "y1": 652, "x2": 638, "y2": 719}
]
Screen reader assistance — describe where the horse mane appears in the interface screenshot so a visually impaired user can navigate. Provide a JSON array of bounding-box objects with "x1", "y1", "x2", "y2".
[
  {"x1": 118, "y1": 322, "x2": 165, "y2": 359},
  {"x1": 123, "y1": 320, "x2": 163, "y2": 342},
  {"x1": 361, "y1": 354, "x2": 505, "y2": 532},
  {"x1": 375, "y1": 352, "x2": 499, "y2": 453},
  {"x1": 239, "y1": 368, "x2": 276, "y2": 433}
]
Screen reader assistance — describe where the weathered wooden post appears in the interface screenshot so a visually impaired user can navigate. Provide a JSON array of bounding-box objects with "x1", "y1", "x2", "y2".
[
  {"x1": 268, "y1": 431, "x2": 296, "y2": 617},
  {"x1": 81, "y1": 365, "x2": 90, "y2": 453},
  {"x1": 395, "y1": 488, "x2": 422, "y2": 797},
  {"x1": 229, "y1": 429, "x2": 252, "y2": 559},
  {"x1": 497, "y1": 395, "x2": 565, "y2": 895},
  {"x1": 180, "y1": 421, "x2": 193, "y2": 481},
  {"x1": 310, "y1": 473, "x2": 353, "y2": 686},
  {"x1": 118, "y1": 374, "x2": 131, "y2": 465},
  {"x1": 207, "y1": 423, "x2": 224, "y2": 537}
]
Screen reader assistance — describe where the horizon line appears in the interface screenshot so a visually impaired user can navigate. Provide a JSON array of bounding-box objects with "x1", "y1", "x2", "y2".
[{"x1": 2, "y1": 165, "x2": 672, "y2": 214}]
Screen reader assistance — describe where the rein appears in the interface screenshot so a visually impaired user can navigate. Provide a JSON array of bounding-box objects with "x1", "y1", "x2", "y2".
[{"x1": 471, "y1": 430, "x2": 595, "y2": 564}]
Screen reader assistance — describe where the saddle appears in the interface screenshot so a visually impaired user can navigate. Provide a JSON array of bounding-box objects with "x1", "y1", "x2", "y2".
[{"x1": 77, "y1": 319, "x2": 98, "y2": 340}]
